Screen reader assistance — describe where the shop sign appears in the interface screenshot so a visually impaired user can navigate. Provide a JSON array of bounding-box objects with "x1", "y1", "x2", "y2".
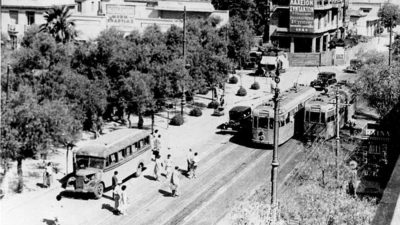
[
  {"x1": 106, "y1": 4, "x2": 136, "y2": 25},
  {"x1": 290, "y1": 0, "x2": 314, "y2": 33}
]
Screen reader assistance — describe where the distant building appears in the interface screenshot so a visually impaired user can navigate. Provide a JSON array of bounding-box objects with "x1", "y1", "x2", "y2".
[
  {"x1": 348, "y1": 0, "x2": 384, "y2": 37},
  {"x1": 72, "y1": 0, "x2": 228, "y2": 40},
  {"x1": 1, "y1": 0, "x2": 228, "y2": 42},
  {"x1": 270, "y1": 0, "x2": 345, "y2": 53},
  {"x1": 1, "y1": 0, "x2": 75, "y2": 40}
]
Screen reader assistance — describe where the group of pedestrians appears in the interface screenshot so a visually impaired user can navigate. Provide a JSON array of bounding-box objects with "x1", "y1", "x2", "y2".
[{"x1": 112, "y1": 171, "x2": 129, "y2": 215}]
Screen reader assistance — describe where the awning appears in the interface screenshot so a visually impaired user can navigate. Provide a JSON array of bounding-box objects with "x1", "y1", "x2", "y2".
[
  {"x1": 155, "y1": 1, "x2": 214, "y2": 12},
  {"x1": 260, "y1": 56, "x2": 276, "y2": 65}
]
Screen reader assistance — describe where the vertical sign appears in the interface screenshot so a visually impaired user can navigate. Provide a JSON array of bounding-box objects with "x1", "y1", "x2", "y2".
[{"x1": 290, "y1": 0, "x2": 314, "y2": 33}]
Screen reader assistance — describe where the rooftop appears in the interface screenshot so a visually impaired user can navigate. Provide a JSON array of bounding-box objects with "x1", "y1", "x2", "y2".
[{"x1": 2, "y1": 0, "x2": 75, "y2": 8}]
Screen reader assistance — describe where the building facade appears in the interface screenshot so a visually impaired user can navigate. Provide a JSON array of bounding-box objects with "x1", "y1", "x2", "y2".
[
  {"x1": 347, "y1": 0, "x2": 386, "y2": 37},
  {"x1": 1, "y1": 0, "x2": 75, "y2": 40},
  {"x1": 270, "y1": 0, "x2": 345, "y2": 53},
  {"x1": 1, "y1": 0, "x2": 228, "y2": 41}
]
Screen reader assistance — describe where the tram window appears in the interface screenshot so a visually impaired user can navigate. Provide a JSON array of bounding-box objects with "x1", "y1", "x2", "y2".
[
  {"x1": 259, "y1": 117, "x2": 268, "y2": 128},
  {"x1": 305, "y1": 111, "x2": 310, "y2": 122},
  {"x1": 327, "y1": 115, "x2": 334, "y2": 122},
  {"x1": 126, "y1": 146, "x2": 132, "y2": 155},
  {"x1": 321, "y1": 114, "x2": 326, "y2": 123},
  {"x1": 310, "y1": 112, "x2": 320, "y2": 123},
  {"x1": 253, "y1": 117, "x2": 258, "y2": 128},
  {"x1": 280, "y1": 120, "x2": 285, "y2": 127},
  {"x1": 286, "y1": 115, "x2": 290, "y2": 124}
]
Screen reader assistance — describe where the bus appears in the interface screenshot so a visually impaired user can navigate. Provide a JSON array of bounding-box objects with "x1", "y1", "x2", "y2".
[
  {"x1": 304, "y1": 84, "x2": 356, "y2": 140},
  {"x1": 62, "y1": 128, "x2": 153, "y2": 199},
  {"x1": 252, "y1": 85, "x2": 316, "y2": 145}
]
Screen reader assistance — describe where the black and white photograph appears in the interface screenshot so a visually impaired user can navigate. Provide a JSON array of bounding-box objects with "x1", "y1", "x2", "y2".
[{"x1": 1, "y1": 0, "x2": 400, "y2": 224}]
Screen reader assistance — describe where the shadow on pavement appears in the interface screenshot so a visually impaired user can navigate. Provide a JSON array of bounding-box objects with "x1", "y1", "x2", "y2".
[
  {"x1": 58, "y1": 190, "x2": 91, "y2": 200},
  {"x1": 36, "y1": 183, "x2": 47, "y2": 188},
  {"x1": 42, "y1": 218, "x2": 59, "y2": 225},
  {"x1": 144, "y1": 175, "x2": 157, "y2": 181},
  {"x1": 101, "y1": 203, "x2": 118, "y2": 215},
  {"x1": 159, "y1": 189, "x2": 172, "y2": 197},
  {"x1": 229, "y1": 134, "x2": 272, "y2": 150}
]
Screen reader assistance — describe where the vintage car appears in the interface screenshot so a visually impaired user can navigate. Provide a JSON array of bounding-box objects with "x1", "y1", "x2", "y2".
[
  {"x1": 310, "y1": 72, "x2": 337, "y2": 90},
  {"x1": 218, "y1": 106, "x2": 252, "y2": 132},
  {"x1": 343, "y1": 59, "x2": 363, "y2": 73}
]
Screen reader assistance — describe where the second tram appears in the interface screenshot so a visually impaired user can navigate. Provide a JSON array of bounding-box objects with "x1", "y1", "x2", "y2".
[{"x1": 304, "y1": 83, "x2": 356, "y2": 140}]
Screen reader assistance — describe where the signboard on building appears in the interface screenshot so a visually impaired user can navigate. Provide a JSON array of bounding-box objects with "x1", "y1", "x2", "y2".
[
  {"x1": 106, "y1": 4, "x2": 136, "y2": 26},
  {"x1": 290, "y1": 0, "x2": 314, "y2": 33}
]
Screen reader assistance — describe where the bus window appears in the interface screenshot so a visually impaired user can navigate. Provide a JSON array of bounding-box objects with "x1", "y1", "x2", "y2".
[
  {"x1": 144, "y1": 136, "x2": 150, "y2": 145},
  {"x1": 259, "y1": 117, "x2": 268, "y2": 128},
  {"x1": 76, "y1": 156, "x2": 89, "y2": 169},
  {"x1": 310, "y1": 112, "x2": 320, "y2": 123},
  {"x1": 109, "y1": 153, "x2": 118, "y2": 165},
  {"x1": 126, "y1": 146, "x2": 132, "y2": 155}
]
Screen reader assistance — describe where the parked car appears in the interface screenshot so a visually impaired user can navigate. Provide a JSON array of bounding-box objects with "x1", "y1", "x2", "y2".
[
  {"x1": 217, "y1": 106, "x2": 252, "y2": 131},
  {"x1": 310, "y1": 72, "x2": 337, "y2": 90},
  {"x1": 343, "y1": 59, "x2": 363, "y2": 73}
]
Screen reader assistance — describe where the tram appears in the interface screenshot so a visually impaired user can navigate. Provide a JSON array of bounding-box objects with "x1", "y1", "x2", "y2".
[
  {"x1": 304, "y1": 84, "x2": 356, "y2": 140},
  {"x1": 252, "y1": 85, "x2": 316, "y2": 145}
]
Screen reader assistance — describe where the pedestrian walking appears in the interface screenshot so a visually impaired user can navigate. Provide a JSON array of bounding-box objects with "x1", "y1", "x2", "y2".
[
  {"x1": 186, "y1": 149, "x2": 193, "y2": 176},
  {"x1": 163, "y1": 154, "x2": 173, "y2": 179},
  {"x1": 119, "y1": 185, "x2": 129, "y2": 215},
  {"x1": 112, "y1": 171, "x2": 119, "y2": 198},
  {"x1": 153, "y1": 134, "x2": 162, "y2": 158},
  {"x1": 190, "y1": 152, "x2": 199, "y2": 179},
  {"x1": 154, "y1": 155, "x2": 162, "y2": 181},
  {"x1": 44, "y1": 162, "x2": 53, "y2": 188},
  {"x1": 113, "y1": 184, "x2": 121, "y2": 215},
  {"x1": 170, "y1": 166, "x2": 180, "y2": 197}
]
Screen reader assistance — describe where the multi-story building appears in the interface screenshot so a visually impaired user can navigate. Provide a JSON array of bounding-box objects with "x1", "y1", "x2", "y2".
[
  {"x1": 1, "y1": 0, "x2": 228, "y2": 42},
  {"x1": 1, "y1": 0, "x2": 75, "y2": 40},
  {"x1": 72, "y1": 0, "x2": 228, "y2": 40},
  {"x1": 270, "y1": 0, "x2": 345, "y2": 53}
]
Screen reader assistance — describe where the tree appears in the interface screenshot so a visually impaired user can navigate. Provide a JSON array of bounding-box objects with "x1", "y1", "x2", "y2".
[
  {"x1": 119, "y1": 71, "x2": 154, "y2": 128},
  {"x1": 227, "y1": 16, "x2": 255, "y2": 68},
  {"x1": 1, "y1": 86, "x2": 80, "y2": 191},
  {"x1": 378, "y1": 2, "x2": 400, "y2": 65},
  {"x1": 40, "y1": 5, "x2": 77, "y2": 43},
  {"x1": 355, "y1": 60, "x2": 400, "y2": 118}
]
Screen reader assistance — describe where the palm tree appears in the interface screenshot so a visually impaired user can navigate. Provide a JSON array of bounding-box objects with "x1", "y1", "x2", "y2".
[{"x1": 40, "y1": 5, "x2": 77, "y2": 43}]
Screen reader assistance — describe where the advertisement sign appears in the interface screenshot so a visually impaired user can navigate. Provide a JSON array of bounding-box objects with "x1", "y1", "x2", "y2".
[
  {"x1": 290, "y1": 0, "x2": 314, "y2": 33},
  {"x1": 106, "y1": 4, "x2": 136, "y2": 25}
]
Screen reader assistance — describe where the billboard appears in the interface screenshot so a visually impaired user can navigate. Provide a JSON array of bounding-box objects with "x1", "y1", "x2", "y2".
[
  {"x1": 290, "y1": 0, "x2": 314, "y2": 33},
  {"x1": 106, "y1": 4, "x2": 136, "y2": 26}
]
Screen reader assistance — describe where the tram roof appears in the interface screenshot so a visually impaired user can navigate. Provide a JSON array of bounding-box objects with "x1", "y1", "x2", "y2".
[
  {"x1": 305, "y1": 84, "x2": 354, "y2": 112},
  {"x1": 253, "y1": 85, "x2": 316, "y2": 117},
  {"x1": 76, "y1": 128, "x2": 150, "y2": 158}
]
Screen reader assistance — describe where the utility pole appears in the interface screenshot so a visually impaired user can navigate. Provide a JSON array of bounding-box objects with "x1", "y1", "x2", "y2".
[
  {"x1": 6, "y1": 64, "x2": 10, "y2": 102},
  {"x1": 389, "y1": 18, "x2": 393, "y2": 66},
  {"x1": 263, "y1": 0, "x2": 270, "y2": 43},
  {"x1": 342, "y1": 0, "x2": 347, "y2": 39},
  {"x1": 334, "y1": 87, "x2": 341, "y2": 223},
  {"x1": 271, "y1": 68, "x2": 281, "y2": 224},
  {"x1": 181, "y1": 6, "x2": 186, "y2": 116}
]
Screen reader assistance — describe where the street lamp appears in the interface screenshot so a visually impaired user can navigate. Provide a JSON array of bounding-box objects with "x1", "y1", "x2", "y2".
[{"x1": 271, "y1": 67, "x2": 281, "y2": 223}]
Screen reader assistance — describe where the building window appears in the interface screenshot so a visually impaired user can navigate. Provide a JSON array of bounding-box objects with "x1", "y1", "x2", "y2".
[
  {"x1": 77, "y1": 2, "x2": 82, "y2": 12},
  {"x1": 26, "y1": 11, "x2": 35, "y2": 25},
  {"x1": 10, "y1": 11, "x2": 19, "y2": 24}
]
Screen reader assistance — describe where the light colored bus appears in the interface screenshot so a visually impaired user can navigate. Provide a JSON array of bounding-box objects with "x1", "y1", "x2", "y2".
[{"x1": 63, "y1": 128, "x2": 153, "y2": 199}]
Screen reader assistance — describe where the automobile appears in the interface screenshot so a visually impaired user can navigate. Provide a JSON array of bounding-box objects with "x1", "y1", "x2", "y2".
[
  {"x1": 310, "y1": 72, "x2": 337, "y2": 90},
  {"x1": 217, "y1": 106, "x2": 252, "y2": 131},
  {"x1": 343, "y1": 59, "x2": 363, "y2": 73}
]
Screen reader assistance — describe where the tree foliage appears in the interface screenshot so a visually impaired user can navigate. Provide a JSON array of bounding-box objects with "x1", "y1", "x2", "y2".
[
  {"x1": 40, "y1": 5, "x2": 77, "y2": 43},
  {"x1": 378, "y1": 3, "x2": 400, "y2": 28},
  {"x1": 354, "y1": 51, "x2": 400, "y2": 118}
]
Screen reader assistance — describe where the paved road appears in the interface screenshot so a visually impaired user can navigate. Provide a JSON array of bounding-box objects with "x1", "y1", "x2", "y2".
[{"x1": 2, "y1": 133, "x2": 304, "y2": 225}]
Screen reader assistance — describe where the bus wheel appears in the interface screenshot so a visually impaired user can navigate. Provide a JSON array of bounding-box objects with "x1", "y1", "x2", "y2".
[
  {"x1": 136, "y1": 164, "x2": 143, "y2": 177},
  {"x1": 94, "y1": 183, "x2": 104, "y2": 199}
]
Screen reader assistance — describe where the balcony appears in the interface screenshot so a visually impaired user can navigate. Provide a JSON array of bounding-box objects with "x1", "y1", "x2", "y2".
[{"x1": 314, "y1": 0, "x2": 343, "y2": 10}]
